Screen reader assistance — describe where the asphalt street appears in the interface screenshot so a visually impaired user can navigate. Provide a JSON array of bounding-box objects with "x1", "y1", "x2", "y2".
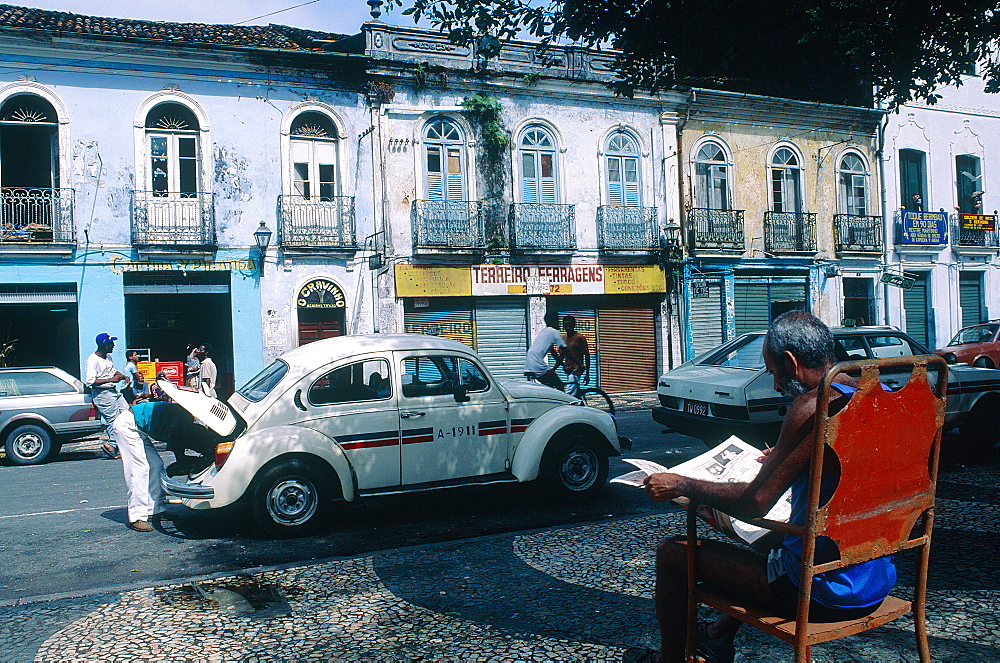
[{"x1": 0, "y1": 408, "x2": 701, "y2": 602}]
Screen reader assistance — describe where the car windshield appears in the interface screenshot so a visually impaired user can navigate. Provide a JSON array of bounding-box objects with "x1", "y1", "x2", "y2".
[
  {"x1": 236, "y1": 360, "x2": 289, "y2": 402},
  {"x1": 698, "y1": 334, "x2": 766, "y2": 370},
  {"x1": 948, "y1": 324, "x2": 998, "y2": 346}
]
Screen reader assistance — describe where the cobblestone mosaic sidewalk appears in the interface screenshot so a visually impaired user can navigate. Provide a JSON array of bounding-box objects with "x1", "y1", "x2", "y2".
[{"x1": 3, "y1": 459, "x2": 999, "y2": 662}]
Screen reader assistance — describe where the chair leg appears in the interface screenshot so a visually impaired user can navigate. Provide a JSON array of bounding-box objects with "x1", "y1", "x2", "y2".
[{"x1": 914, "y1": 601, "x2": 931, "y2": 662}]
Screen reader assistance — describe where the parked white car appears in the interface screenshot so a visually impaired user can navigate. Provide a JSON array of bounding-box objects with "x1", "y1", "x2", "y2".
[
  {"x1": 652, "y1": 326, "x2": 1000, "y2": 456},
  {"x1": 161, "y1": 334, "x2": 627, "y2": 537}
]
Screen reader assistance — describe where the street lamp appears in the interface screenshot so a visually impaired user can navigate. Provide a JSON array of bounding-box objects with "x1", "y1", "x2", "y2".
[{"x1": 254, "y1": 221, "x2": 272, "y2": 278}]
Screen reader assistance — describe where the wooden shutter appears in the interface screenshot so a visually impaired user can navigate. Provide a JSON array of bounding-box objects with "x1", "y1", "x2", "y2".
[
  {"x1": 597, "y1": 306, "x2": 657, "y2": 393},
  {"x1": 903, "y1": 273, "x2": 930, "y2": 347},
  {"x1": 606, "y1": 156, "x2": 623, "y2": 206},
  {"x1": 520, "y1": 151, "x2": 538, "y2": 204},
  {"x1": 623, "y1": 156, "x2": 640, "y2": 206},
  {"x1": 426, "y1": 145, "x2": 444, "y2": 200},
  {"x1": 445, "y1": 146, "x2": 464, "y2": 201}
]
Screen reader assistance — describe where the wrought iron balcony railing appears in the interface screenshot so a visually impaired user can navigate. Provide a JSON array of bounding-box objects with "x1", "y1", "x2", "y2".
[
  {"x1": 687, "y1": 208, "x2": 745, "y2": 252},
  {"x1": 0, "y1": 188, "x2": 75, "y2": 245},
  {"x1": 954, "y1": 224, "x2": 1000, "y2": 248},
  {"x1": 279, "y1": 195, "x2": 356, "y2": 249},
  {"x1": 764, "y1": 211, "x2": 817, "y2": 253},
  {"x1": 597, "y1": 206, "x2": 659, "y2": 251},
  {"x1": 834, "y1": 214, "x2": 884, "y2": 253},
  {"x1": 510, "y1": 203, "x2": 575, "y2": 250},
  {"x1": 412, "y1": 200, "x2": 485, "y2": 250},
  {"x1": 131, "y1": 191, "x2": 216, "y2": 247}
]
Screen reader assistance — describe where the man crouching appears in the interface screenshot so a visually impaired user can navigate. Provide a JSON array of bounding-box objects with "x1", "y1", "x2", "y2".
[{"x1": 627, "y1": 311, "x2": 896, "y2": 663}]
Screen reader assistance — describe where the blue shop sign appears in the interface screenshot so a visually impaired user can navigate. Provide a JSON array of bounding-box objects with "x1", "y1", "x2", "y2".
[{"x1": 900, "y1": 211, "x2": 948, "y2": 244}]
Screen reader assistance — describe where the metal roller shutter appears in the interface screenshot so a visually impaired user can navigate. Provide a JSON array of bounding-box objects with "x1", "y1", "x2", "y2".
[
  {"x1": 735, "y1": 282, "x2": 770, "y2": 335},
  {"x1": 689, "y1": 278, "x2": 724, "y2": 357},
  {"x1": 903, "y1": 273, "x2": 929, "y2": 347},
  {"x1": 598, "y1": 306, "x2": 657, "y2": 393},
  {"x1": 474, "y1": 299, "x2": 528, "y2": 382},
  {"x1": 404, "y1": 300, "x2": 474, "y2": 348},
  {"x1": 555, "y1": 306, "x2": 599, "y2": 386},
  {"x1": 960, "y1": 273, "x2": 984, "y2": 327}
]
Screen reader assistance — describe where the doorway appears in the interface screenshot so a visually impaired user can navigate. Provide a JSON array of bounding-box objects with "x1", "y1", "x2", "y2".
[
  {"x1": 842, "y1": 277, "x2": 874, "y2": 326},
  {"x1": 124, "y1": 272, "x2": 233, "y2": 396}
]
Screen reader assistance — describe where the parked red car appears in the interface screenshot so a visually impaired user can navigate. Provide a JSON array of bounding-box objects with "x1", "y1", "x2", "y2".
[{"x1": 935, "y1": 321, "x2": 1000, "y2": 368}]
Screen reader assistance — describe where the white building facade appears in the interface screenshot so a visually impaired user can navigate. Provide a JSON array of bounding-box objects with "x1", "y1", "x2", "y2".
[{"x1": 882, "y1": 73, "x2": 1000, "y2": 351}]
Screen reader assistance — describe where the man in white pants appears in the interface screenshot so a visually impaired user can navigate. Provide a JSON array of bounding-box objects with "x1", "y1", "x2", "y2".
[{"x1": 111, "y1": 406, "x2": 166, "y2": 532}]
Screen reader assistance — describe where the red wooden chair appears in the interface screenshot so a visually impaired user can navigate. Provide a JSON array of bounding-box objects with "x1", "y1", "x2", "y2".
[{"x1": 685, "y1": 355, "x2": 948, "y2": 663}]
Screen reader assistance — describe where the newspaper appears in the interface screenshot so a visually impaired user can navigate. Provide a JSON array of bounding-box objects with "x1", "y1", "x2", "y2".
[{"x1": 612, "y1": 435, "x2": 791, "y2": 544}]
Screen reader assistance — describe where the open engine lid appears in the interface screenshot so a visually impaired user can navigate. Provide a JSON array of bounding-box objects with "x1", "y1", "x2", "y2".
[{"x1": 157, "y1": 379, "x2": 244, "y2": 437}]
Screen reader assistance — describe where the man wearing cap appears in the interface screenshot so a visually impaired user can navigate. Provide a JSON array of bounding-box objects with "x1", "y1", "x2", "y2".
[{"x1": 84, "y1": 333, "x2": 128, "y2": 458}]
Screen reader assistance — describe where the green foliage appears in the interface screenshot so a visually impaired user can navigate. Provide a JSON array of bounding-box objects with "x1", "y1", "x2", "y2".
[
  {"x1": 386, "y1": 0, "x2": 1000, "y2": 109},
  {"x1": 521, "y1": 71, "x2": 542, "y2": 85},
  {"x1": 461, "y1": 93, "x2": 509, "y2": 152}
]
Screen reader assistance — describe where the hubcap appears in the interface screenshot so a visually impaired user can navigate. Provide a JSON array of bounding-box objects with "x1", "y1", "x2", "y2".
[
  {"x1": 14, "y1": 432, "x2": 43, "y2": 459},
  {"x1": 560, "y1": 446, "x2": 598, "y2": 491},
  {"x1": 266, "y1": 477, "x2": 318, "y2": 526}
]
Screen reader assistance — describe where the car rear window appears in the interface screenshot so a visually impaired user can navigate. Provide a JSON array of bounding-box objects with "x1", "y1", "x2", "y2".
[
  {"x1": 949, "y1": 324, "x2": 999, "y2": 346},
  {"x1": 0, "y1": 372, "x2": 75, "y2": 397},
  {"x1": 236, "y1": 360, "x2": 288, "y2": 402},
  {"x1": 698, "y1": 335, "x2": 766, "y2": 370}
]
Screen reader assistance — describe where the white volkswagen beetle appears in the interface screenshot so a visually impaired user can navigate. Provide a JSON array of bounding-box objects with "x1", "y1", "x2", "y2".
[{"x1": 161, "y1": 334, "x2": 627, "y2": 537}]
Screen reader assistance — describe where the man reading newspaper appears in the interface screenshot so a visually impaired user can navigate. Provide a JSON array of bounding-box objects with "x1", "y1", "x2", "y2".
[{"x1": 625, "y1": 311, "x2": 897, "y2": 663}]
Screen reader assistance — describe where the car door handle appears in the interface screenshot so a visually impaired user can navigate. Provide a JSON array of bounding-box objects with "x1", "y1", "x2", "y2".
[{"x1": 400, "y1": 411, "x2": 425, "y2": 418}]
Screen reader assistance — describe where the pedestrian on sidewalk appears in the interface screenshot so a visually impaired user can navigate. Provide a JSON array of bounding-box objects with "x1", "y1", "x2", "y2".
[
  {"x1": 185, "y1": 341, "x2": 201, "y2": 389},
  {"x1": 110, "y1": 399, "x2": 177, "y2": 532},
  {"x1": 524, "y1": 311, "x2": 566, "y2": 390},
  {"x1": 561, "y1": 315, "x2": 590, "y2": 395},
  {"x1": 196, "y1": 343, "x2": 218, "y2": 398},
  {"x1": 123, "y1": 350, "x2": 149, "y2": 405},
  {"x1": 84, "y1": 333, "x2": 128, "y2": 459}
]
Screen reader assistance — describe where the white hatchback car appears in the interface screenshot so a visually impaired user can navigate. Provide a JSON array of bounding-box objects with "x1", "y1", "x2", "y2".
[
  {"x1": 161, "y1": 334, "x2": 627, "y2": 537},
  {"x1": 653, "y1": 326, "x2": 1000, "y2": 456}
]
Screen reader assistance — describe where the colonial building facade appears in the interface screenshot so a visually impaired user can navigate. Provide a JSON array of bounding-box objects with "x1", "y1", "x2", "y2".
[
  {"x1": 881, "y1": 72, "x2": 1000, "y2": 352},
  {"x1": 675, "y1": 90, "x2": 884, "y2": 358}
]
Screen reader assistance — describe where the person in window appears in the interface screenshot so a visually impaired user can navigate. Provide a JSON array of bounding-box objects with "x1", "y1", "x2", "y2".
[
  {"x1": 524, "y1": 311, "x2": 566, "y2": 390},
  {"x1": 910, "y1": 193, "x2": 924, "y2": 211},
  {"x1": 627, "y1": 312, "x2": 895, "y2": 663}
]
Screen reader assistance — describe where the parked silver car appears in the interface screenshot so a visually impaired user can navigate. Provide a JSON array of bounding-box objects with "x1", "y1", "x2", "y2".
[
  {"x1": 0, "y1": 367, "x2": 102, "y2": 465},
  {"x1": 652, "y1": 326, "x2": 1000, "y2": 456}
]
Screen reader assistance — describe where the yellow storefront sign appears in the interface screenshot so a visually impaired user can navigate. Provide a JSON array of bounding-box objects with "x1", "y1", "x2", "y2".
[
  {"x1": 395, "y1": 264, "x2": 665, "y2": 297},
  {"x1": 395, "y1": 265, "x2": 471, "y2": 297}
]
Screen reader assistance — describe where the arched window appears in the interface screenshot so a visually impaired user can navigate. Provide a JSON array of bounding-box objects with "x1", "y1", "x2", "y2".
[
  {"x1": 605, "y1": 131, "x2": 640, "y2": 206},
  {"x1": 838, "y1": 153, "x2": 870, "y2": 216},
  {"x1": 144, "y1": 102, "x2": 200, "y2": 198},
  {"x1": 289, "y1": 111, "x2": 339, "y2": 201},
  {"x1": 694, "y1": 141, "x2": 730, "y2": 209},
  {"x1": 519, "y1": 126, "x2": 558, "y2": 204},
  {"x1": 1, "y1": 94, "x2": 59, "y2": 190},
  {"x1": 423, "y1": 117, "x2": 466, "y2": 201},
  {"x1": 770, "y1": 146, "x2": 802, "y2": 213}
]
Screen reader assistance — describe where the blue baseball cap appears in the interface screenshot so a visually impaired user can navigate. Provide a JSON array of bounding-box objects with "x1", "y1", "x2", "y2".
[{"x1": 95, "y1": 333, "x2": 118, "y2": 346}]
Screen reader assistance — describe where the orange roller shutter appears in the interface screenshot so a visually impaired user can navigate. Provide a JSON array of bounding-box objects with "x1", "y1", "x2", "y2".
[{"x1": 597, "y1": 307, "x2": 657, "y2": 393}]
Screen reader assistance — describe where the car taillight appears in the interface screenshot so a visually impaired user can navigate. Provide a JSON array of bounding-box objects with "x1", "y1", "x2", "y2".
[{"x1": 215, "y1": 442, "x2": 234, "y2": 467}]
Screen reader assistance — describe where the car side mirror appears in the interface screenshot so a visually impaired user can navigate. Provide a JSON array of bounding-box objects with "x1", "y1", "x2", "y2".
[{"x1": 453, "y1": 385, "x2": 470, "y2": 403}]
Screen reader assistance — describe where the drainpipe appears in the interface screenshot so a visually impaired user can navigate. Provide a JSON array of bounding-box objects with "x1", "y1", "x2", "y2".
[{"x1": 877, "y1": 113, "x2": 891, "y2": 325}]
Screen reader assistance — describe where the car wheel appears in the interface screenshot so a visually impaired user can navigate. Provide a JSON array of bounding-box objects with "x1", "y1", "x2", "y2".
[
  {"x1": 541, "y1": 434, "x2": 609, "y2": 499},
  {"x1": 4, "y1": 424, "x2": 54, "y2": 465},
  {"x1": 960, "y1": 395, "x2": 1000, "y2": 458},
  {"x1": 973, "y1": 357, "x2": 995, "y2": 369},
  {"x1": 249, "y1": 459, "x2": 332, "y2": 539}
]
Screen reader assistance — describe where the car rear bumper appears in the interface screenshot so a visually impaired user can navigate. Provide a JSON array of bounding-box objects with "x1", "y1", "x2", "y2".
[
  {"x1": 652, "y1": 406, "x2": 778, "y2": 446},
  {"x1": 161, "y1": 472, "x2": 215, "y2": 499}
]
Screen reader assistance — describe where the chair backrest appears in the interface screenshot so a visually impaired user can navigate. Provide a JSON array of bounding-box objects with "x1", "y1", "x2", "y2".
[{"x1": 805, "y1": 355, "x2": 948, "y2": 571}]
